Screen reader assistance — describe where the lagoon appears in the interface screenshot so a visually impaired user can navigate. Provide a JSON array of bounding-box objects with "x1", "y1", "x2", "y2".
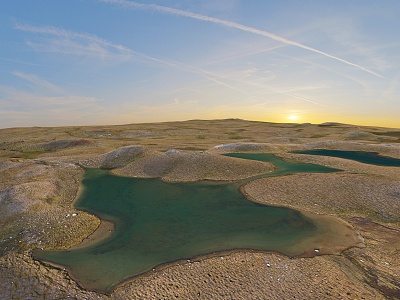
[
  {"x1": 224, "y1": 153, "x2": 339, "y2": 176},
  {"x1": 293, "y1": 149, "x2": 400, "y2": 167},
  {"x1": 34, "y1": 153, "x2": 342, "y2": 293}
]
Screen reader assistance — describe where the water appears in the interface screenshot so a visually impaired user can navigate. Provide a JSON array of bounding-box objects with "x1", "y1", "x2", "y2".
[
  {"x1": 293, "y1": 149, "x2": 400, "y2": 166},
  {"x1": 34, "y1": 153, "x2": 340, "y2": 293},
  {"x1": 224, "y1": 153, "x2": 339, "y2": 176}
]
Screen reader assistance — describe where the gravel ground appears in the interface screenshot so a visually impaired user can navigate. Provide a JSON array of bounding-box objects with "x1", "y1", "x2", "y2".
[
  {"x1": 112, "y1": 150, "x2": 274, "y2": 182},
  {"x1": 0, "y1": 120, "x2": 399, "y2": 299},
  {"x1": 243, "y1": 173, "x2": 400, "y2": 223}
]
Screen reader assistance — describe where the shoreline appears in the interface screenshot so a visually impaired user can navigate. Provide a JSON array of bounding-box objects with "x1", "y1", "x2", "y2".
[
  {"x1": 68, "y1": 168, "x2": 115, "y2": 251},
  {"x1": 240, "y1": 183, "x2": 365, "y2": 255},
  {"x1": 2, "y1": 120, "x2": 399, "y2": 298},
  {"x1": 40, "y1": 232, "x2": 365, "y2": 295},
  {"x1": 68, "y1": 219, "x2": 115, "y2": 250},
  {"x1": 33, "y1": 169, "x2": 366, "y2": 294},
  {"x1": 62, "y1": 164, "x2": 364, "y2": 256}
]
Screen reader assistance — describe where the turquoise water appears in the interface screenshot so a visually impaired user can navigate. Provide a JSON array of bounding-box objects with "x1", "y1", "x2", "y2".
[
  {"x1": 224, "y1": 153, "x2": 339, "y2": 176},
  {"x1": 293, "y1": 149, "x2": 400, "y2": 166},
  {"x1": 34, "y1": 153, "x2": 339, "y2": 293}
]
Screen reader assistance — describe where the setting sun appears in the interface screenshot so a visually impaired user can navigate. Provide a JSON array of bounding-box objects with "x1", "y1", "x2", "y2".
[{"x1": 288, "y1": 115, "x2": 299, "y2": 121}]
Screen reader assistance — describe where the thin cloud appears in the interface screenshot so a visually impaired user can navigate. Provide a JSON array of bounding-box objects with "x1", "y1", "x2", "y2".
[
  {"x1": 15, "y1": 23, "x2": 252, "y2": 95},
  {"x1": 330, "y1": 22, "x2": 390, "y2": 73},
  {"x1": 13, "y1": 20, "x2": 326, "y2": 107},
  {"x1": 141, "y1": 53, "x2": 327, "y2": 106},
  {"x1": 172, "y1": 61, "x2": 252, "y2": 95},
  {"x1": 272, "y1": 51, "x2": 369, "y2": 90},
  {"x1": 15, "y1": 23, "x2": 133, "y2": 60},
  {"x1": 0, "y1": 86, "x2": 97, "y2": 107},
  {"x1": 15, "y1": 24, "x2": 131, "y2": 52},
  {"x1": 224, "y1": 76, "x2": 327, "y2": 107},
  {"x1": 12, "y1": 71, "x2": 63, "y2": 93},
  {"x1": 0, "y1": 57, "x2": 40, "y2": 66},
  {"x1": 191, "y1": 66, "x2": 327, "y2": 107},
  {"x1": 115, "y1": 47, "x2": 253, "y2": 95},
  {"x1": 100, "y1": 0, "x2": 383, "y2": 78},
  {"x1": 203, "y1": 45, "x2": 286, "y2": 66},
  {"x1": 266, "y1": 88, "x2": 327, "y2": 107}
]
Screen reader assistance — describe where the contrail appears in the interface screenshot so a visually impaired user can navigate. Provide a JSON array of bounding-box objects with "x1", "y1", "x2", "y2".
[
  {"x1": 132, "y1": 51, "x2": 251, "y2": 95},
  {"x1": 100, "y1": 0, "x2": 383, "y2": 78},
  {"x1": 12, "y1": 71, "x2": 63, "y2": 93},
  {"x1": 15, "y1": 23, "x2": 131, "y2": 53},
  {"x1": 123, "y1": 44, "x2": 324, "y2": 105},
  {"x1": 230, "y1": 77, "x2": 327, "y2": 107},
  {"x1": 16, "y1": 23, "x2": 250, "y2": 95},
  {"x1": 204, "y1": 45, "x2": 286, "y2": 66}
]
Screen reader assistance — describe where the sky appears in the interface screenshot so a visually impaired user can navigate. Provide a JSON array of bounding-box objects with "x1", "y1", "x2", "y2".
[{"x1": 1, "y1": 0, "x2": 400, "y2": 128}]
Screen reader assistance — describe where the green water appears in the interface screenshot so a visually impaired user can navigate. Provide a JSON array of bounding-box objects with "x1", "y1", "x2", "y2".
[
  {"x1": 34, "y1": 153, "x2": 339, "y2": 293},
  {"x1": 224, "y1": 153, "x2": 339, "y2": 176},
  {"x1": 293, "y1": 149, "x2": 400, "y2": 167}
]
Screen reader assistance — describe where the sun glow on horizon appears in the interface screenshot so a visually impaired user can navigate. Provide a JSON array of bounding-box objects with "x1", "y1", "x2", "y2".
[
  {"x1": 288, "y1": 114, "x2": 299, "y2": 122},
  {"x1": 1, "y1": 2, "x2": 399, "y2": 128}
]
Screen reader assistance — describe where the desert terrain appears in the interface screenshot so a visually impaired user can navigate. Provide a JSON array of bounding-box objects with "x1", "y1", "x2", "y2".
[{"x1": 0, "y1": 119, "x2": 399, "y2": 299}]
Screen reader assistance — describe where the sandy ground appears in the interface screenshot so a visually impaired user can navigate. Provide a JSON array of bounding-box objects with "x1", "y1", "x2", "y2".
[{"x1": 0, "y1": 119, "x2": 399, "y2": 299}]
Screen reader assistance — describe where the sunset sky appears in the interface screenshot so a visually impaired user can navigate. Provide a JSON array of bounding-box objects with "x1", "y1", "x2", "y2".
[{"x1": 1, "y1": 0, "x2": 399, "y2": 128}]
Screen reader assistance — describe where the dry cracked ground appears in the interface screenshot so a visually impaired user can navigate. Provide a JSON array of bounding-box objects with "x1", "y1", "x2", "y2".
[{"x1": 0, "y1": 119, "x2": 399, "y2": 299}]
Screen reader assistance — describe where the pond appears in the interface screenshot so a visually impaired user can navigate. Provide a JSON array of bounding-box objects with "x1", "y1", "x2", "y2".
[
  {"x1": 34, "y1": 153, "x2": 346, "y2": 294},
  {"x1": 293, "y1": 149, "x2": 400, "y2": 166},
  {"x1": 223, "y1": 153, "x2": 339, "y2": 176}
]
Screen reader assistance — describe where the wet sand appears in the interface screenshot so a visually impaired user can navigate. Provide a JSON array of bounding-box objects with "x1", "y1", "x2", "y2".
[
  {"x1": 68, "y1": 220, "x2": 114, "y2": 250},
  {"x1": 241, "y1": 184, "x2": 365, "y2": 257}
]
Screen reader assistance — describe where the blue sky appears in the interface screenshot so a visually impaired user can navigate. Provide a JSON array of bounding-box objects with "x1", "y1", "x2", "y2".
[{"x1": 1, "y1": 0, "x2": 400, "y2": 128}]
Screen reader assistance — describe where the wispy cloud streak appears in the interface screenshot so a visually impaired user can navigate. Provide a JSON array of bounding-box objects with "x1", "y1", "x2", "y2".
[
  {"x1": 100, "y1": 0, "x2": 383, "y2": 78},
  {"x1": 0, "y1": 85, "x2": 98, "y2": 107},
  {"x1": 14, "y1": 20, "x2": 325, "y2": 106},
  {"x1": 15, "y1": 23, "x2": 249, "y2": 93},
  {"x1": 0, "y1": 57, "x2": 40, "y2": 66},
  {"x1": 13, "y1": 71, "x2": 63, "y2": 93},
  {"x1": 165, "y1": 59, "x2": 252, "y2": 95},
  {"x1": 15, "y1": 23, "x2": 132, "y2": 60},
  {"x1": 204, "y1": 45, "x2": 286, "y2": 66},
  {"x1": 164, "y1": 60, "x2": 327, "y2": 106}
]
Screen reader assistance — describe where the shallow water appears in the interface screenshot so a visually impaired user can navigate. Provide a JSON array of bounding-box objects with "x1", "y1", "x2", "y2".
[
  {"x1": 224, "y1": 153, "x2": 339, "y2": 176},
  {"x1": 34, "y1": 153, "x2": 340, "y2": 293},
  {"x1": 293, "y1": 149, "x2": 400, "y2": 166}
]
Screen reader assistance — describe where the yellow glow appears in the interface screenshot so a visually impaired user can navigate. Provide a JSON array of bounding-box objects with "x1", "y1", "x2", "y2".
[{"x1": 288, "y1": 115, "x2": 299, "y2": 121}]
